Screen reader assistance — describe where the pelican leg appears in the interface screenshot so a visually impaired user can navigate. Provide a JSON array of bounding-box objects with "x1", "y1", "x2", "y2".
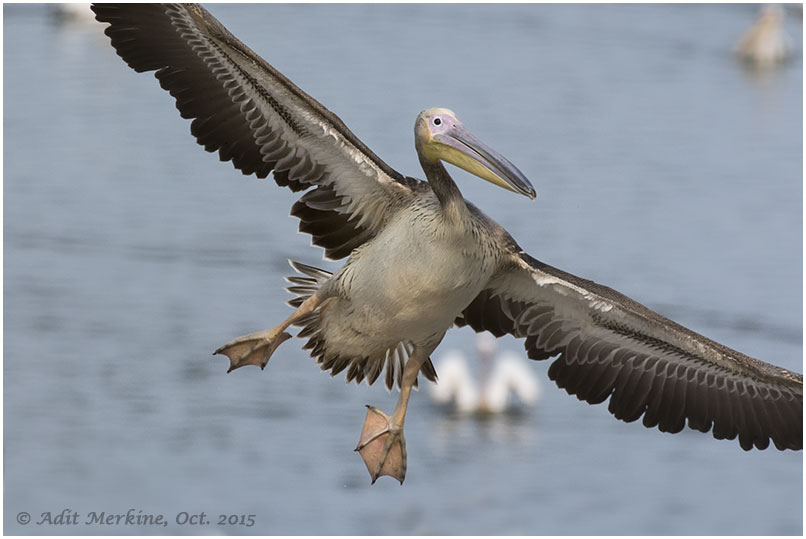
[
  {"x1": 214, "y1": 293, "x2": 323, "y2": 373},
  {"x1": 355, "y1": 354, "x2": 423, "y2": 484}
]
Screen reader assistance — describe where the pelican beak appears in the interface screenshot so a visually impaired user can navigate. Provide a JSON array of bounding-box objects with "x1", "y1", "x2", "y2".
[{"x1": 433, "y1": 125, "x2": 536, "y2": 200}]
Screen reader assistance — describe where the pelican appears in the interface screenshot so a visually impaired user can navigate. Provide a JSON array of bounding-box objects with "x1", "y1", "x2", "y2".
[
  {"x1": 431, "y1": 334, "x2": 540, "y2": 414},
  {"x1": 734, "y1": 4, "x2": 793, "y2": 68},
  {"x1": 92, "y1": 4, "x2": 802, "y2": 484},
  {"x1": 52, "y1": 3, "x2": 95, "y2": 23}
]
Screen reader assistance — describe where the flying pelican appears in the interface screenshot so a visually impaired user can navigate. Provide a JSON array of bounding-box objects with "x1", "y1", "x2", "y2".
[
  {"x1": 91, "y1": 4, "x2": 802, "y2": 484},
  {"x1": 431, "y1": 334, "x2": 540, "y2": 414},
  {"x1": 734, "y1": 4, "x2": 793, "y2": 68}
]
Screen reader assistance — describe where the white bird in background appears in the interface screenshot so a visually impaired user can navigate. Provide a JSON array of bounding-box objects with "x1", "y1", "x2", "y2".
[
  {"x1": 734, "y1": 4, "x2": 793, "y2": 68},
  {"x1": 52, "y1": 4, "x2": 96, "y2": 23},
  {"x1": 430, "y1": 334, "x2": 540, "y2": 414}
]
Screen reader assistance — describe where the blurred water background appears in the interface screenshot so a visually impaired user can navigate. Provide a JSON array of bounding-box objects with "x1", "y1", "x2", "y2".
[{"x1": 4, "y1": 3, "x2": 802, "y2": 535}]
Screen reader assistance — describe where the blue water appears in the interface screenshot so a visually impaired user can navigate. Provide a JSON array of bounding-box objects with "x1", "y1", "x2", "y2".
[{"x1": 4, "y1": 3, "x2": 802, "y2": 535}]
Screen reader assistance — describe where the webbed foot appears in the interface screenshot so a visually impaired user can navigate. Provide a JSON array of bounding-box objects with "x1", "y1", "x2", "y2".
[
  {"x1": 355, "y1": 405, "x2": 407, "y2": 484},
  {"x1": 214, "y1": 329, "x2": 292, "y2": 372}
]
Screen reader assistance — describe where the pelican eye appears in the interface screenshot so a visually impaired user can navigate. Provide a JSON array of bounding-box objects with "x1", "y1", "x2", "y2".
[{"x1": 433, "y1": 117, "x2": 442, "y2": 126}]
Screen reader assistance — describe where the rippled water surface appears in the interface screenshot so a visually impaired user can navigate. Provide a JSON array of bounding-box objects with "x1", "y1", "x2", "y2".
[{"x1": 4, "y1": 3, "x2": 802, "y2": 535}]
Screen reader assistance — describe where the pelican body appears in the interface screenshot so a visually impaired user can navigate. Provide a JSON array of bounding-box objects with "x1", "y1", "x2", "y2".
[
  {"x1": 92, "y1": 4, "x2": 802, "y2": 485},
  {"x1": 735, "y1": 4, "x2": 793, "y2": 68}
]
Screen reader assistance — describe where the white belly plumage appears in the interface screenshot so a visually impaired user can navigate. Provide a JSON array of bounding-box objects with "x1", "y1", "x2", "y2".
[{"x1": 319, "y1": 208, "x2": 496, "y2": 357}]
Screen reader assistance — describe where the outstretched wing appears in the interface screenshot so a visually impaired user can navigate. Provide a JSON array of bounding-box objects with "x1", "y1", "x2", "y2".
[
  {"x1": 457, "y1": 250, "x2": 803, "y2": 451},
  {"x1": 92, "y1": 3, "x2": 424, "y2": 259}
]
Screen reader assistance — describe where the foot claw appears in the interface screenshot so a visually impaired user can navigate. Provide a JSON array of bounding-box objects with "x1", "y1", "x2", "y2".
[
  {"x1": 214, "y1": 329, "x2": 291, "y2": 372},
  {"x1": 356, "y1": 405, "x2": 407, "y2": 484}
]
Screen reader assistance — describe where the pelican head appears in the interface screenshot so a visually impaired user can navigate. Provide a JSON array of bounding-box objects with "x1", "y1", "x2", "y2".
[{"x1": 415, "y1": 108, "x2": 536, "y2": 199}]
